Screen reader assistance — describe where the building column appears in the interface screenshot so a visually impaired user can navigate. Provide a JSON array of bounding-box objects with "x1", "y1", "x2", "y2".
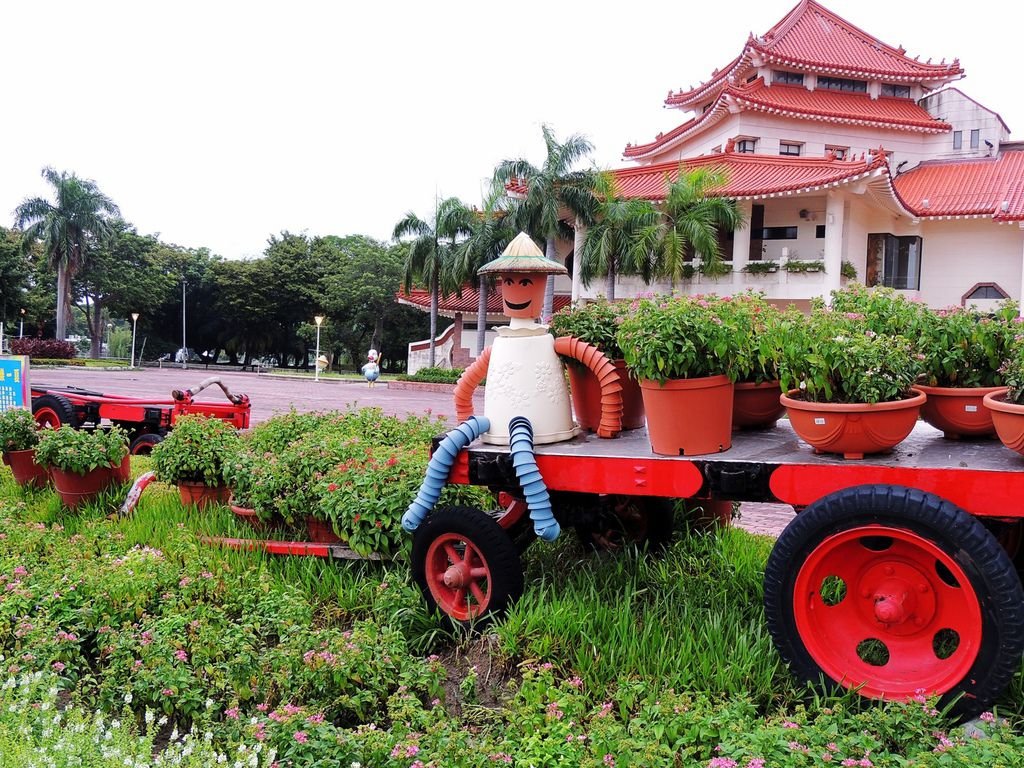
[
  {"x1": 572, "y1": 217, "x2": 586, "y2": 306},
  {"x1": 823, "y1": 192, "x2": 845, "y2": 302},
  {"x1": 732, "y1": 199, "x2": 753, "y2": 289}
]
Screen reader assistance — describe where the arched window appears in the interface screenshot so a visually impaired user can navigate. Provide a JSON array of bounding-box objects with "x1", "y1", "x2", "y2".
[{"x1": 961, "y1": 282, "x2": 1009, "y2": 304}]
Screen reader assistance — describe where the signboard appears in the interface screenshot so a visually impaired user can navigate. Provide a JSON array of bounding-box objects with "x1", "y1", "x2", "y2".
[{"x1": 0, "y1": 356, "x2": 30, "y2": 412}]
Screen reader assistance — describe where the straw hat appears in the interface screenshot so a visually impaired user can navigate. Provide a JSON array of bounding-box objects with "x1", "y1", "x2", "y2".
[{"x1": 478, "y1": 232, "x2": 567, "y2": 276}]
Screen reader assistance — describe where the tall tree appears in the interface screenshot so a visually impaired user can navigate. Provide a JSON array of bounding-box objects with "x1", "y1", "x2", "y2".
[
  {"x1": 451, "y1": 185, "x2": 514, "y2": 353},
  {"x1": 0, "y1": 228, "x2": 31, "y2": 334},
  {"x1": 645, "y1": 167, "x2": 746, "y2": 285},
  {"x1": 393, "y1": 197, "x2": 469, "y2": 368},
  {"x1": 494, "y1": 124, "x2": 595, "y2": 320},
  {"x1": 579, "y1": 173, "x2": 660, "y2": 300},
  {"x1": 13, "y1": 167, "x2": 120, "y2": 339}
]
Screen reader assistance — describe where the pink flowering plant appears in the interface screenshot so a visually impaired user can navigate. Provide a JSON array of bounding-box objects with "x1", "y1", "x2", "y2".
[
  {"x1": 0, "y1": 407, "x2": 40, "y2": 453},
  {"x1": 34, "y1": 424, "x2": 129, "y2": 474},
  {"x1": 914, "y1": 301, "x2": 1020, "y2": 388},
  {"x1": 549, "y1": 299, "x2": 630, "y2": 360},
  {"x1": 1000, "y1": 337, "x2": 1024, "y2": 404},
  {"x1": 715, "y1": 292, "x2": 789, "y2": 384},
  {"x1": 152, "y1": 414, "x2": 241, "y2": 487}
]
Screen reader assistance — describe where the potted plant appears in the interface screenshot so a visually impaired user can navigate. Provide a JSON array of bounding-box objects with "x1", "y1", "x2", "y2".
[
  {"x1": 617, "y1": 294, "x2": 741, "y2": 455},
  {"x1": 983, "y1": 339, "x2": 1024, "y2": 456},
  {"x1": 913, "y1": 302, "x2": 1018, "y2": 438},
  {"x1": 779, "y1": 307, "x2": 925, "y2": 459},
  {"x1": 783, "y1": 259, "x2": 824, "y2": 274},
  {"x1": 742, "y1": 261, "x2": 780, "y2": 275},
  {"x1": 0, "y1": 408, "x2": 48, "y2": 488},
  {"x1": 721, "y1": 293, "x2": 788, "y2": 429},
  {"x1": 549, "y1": 299, "x2": 645, "y2": 431},
  {"x1": 152, "y1": 415, "x2": 240, "y2": 508},
  {"x1": 35, "y1": 426, "x2": 130, "y2": 508}
]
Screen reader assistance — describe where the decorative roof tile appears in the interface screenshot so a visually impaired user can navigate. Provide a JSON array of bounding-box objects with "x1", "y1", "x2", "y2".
[{"x1": 893, "y1": 151, "x2": 1024, "y2": 220}]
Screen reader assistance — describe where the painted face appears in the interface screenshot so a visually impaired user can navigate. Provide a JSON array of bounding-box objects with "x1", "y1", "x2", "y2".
[{"x1": 500, "y1": 273, "x2": 547, "y2": 319}]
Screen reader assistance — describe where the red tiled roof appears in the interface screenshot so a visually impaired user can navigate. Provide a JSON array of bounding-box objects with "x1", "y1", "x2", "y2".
[
  {"x1": 612, "y1": 148, "x2": 888, "y2": 201},
  {"x1": 396, "y1": 287, "x2": 572, "y2": 318},
  {"x1": 627, "y1": 79, "x2": 947, "y2": 160},
  {"x1": 666, "y1": 0, "x2": 962, "y2": 108},
  {"x1": 893, "y1": 151, "x2": 1024, "y2": 220}
]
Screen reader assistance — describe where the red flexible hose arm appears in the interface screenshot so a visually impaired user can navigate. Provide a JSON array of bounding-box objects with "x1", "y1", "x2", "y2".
[
  {"x1": 554, "y1": 336, "x2": 623, "y2": 439},
  {"x1": 453, "y1": 346, "x2": 491, "y2": 422}
]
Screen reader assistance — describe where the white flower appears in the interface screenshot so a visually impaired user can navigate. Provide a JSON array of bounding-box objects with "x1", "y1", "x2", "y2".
[
  {"x1": 145, "y1": 710, "x2": 154, "y2": 724},
  {"x1": 205, "y1": 698, "x2": 214, "y2": 710},
  {"x1": 158, "y1": 715, "x2": 168, "y2": 726},
  {"x1": 124, "y1": 692, "x2": 133, "y2": 704}
]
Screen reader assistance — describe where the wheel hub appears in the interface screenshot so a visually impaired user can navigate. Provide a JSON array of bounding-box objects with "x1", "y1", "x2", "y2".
[
  {"x1": 862, "y1": 564, "x2": 935, "y2": 635},
  {"x1": 443, "y1": 562, "x2": 469, "y2": 588}
]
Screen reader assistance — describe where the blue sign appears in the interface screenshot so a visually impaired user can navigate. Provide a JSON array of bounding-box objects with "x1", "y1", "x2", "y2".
[{"x1": 0, "y1": 356, "x2": 30, "y2": 412}]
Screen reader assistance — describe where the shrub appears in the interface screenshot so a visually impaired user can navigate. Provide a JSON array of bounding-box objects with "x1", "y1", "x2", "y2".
[
  {"x1": 35, "y1": 426, "x2": 129, "y2": 474},
  {"x1": 549, "y1": 299, "x2": 630, "y2": 360},
  {"x1": 10, "y1": 338, "x2": 78, "y2": 359},
  {"x1": 30, "y1": 357, "x2": 86, "y2": 366},
  {"x1": 0, "y1": 408, "x2": 39, "y2": 452},
  {"x1": 916, "y1": 302, "x2": 1020, "y2": 388},
  {"x1": 742, "y1": 261, "x2": 779, "y2": 274},
  {"x1": 397, "y1": 367, "x2": 464, "y2": 384},
  {"x1": 153, "y1": 415, "x2": 241, "y2": 486},
  {"x1": 1001, "y1": 337, "x2": 1024, "y2": 404}
]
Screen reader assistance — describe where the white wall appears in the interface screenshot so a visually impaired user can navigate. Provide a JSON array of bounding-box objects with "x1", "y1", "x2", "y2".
[{"x1": 920, "y1": 89, "x2": 1010, "y2": 159}]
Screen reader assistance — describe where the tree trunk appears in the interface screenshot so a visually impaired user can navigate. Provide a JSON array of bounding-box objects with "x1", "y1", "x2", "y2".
[
  {"x1": 372, "y1": 315, "x2": 384, "y2": 352},
  {"x1": 543, "y1": 237, "x2": 557, "y2": 322},
  {"x1": 429, "y1": 273, "x2": 438, "y2": 368},
  {"x1": 606, "y1": 261, "x2": 616, "y2": 301},
  {"x1": 571, "y1": 218, "x2": 586, "y2": 307},
  {"x1": 476, "y1": 274, "x2": 487, "y2": 356},
  {"x1": 55, "y1": 262, "x2": 70, "y2": 340}
]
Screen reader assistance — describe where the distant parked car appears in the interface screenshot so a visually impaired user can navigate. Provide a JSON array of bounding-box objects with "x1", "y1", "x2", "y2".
[{"x1": 158, "y1": 348, "x2": 203, "y2": 363}]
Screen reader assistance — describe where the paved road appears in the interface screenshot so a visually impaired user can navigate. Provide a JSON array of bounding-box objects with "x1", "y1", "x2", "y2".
[{"x1": 27, "y1": 366, "x2": 794, "y2": 536}]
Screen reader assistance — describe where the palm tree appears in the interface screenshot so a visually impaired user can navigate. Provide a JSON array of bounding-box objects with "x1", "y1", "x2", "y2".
[
  {"x1": 494, "y1": 124, "x2": 595, "y2": 320},
  {"x1": 451, "y1": 184, "x2": 515, "y2": 353},
  {"x1": 14, "y1": 167, "x2": 120, "y2": 340},
  {"x1": 393, "y1": 196, "x2": 470, "y2": 368},
  {"x1": 645, "y1": 167, "x2": 746, "y2": 286},
  {"x1": 579, "y1": 173, "x2": 660, "y2": 300}
]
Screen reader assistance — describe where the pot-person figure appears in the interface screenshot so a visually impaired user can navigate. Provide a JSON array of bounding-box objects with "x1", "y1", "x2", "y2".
[{"x1": 361, "y1": 349, "x2": 380, "y2": 387}]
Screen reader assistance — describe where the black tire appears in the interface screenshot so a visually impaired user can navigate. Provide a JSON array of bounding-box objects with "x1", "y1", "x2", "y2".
[
  {"x1": 574, "y1": 495, "x2": 675, "y2": 553},
  {"x1": 130, "y1": 433, "x2": 163, "y2": 455},
  {"x1": 764, "y1": 484, "x2": 1024, "y2": 720},
  {"x1": 32, "y1": 394, "x2": 80, "y2": 429},
  {"x1": 412, "y1": 505, "x2": 524, "y2": 630}
]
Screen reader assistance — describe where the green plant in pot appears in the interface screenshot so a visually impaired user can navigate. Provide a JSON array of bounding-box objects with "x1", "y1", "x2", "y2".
[
  {"x1": 983, "y1": 336, "x2": 1024, "y2": 456},
  {"x1": 0, "y1": 408, "x2": 48, "y2": 489},
  {"x1": 549, "y1": 299, "x2": 645, "y2": 431},
  {"x1": 152, "y1": 415, "x2": 240, "y2": 508},
  {"x1": 35, "y1": 425, "x2": 130, "y2": 508},
  {"x1": 779, "y1": 307, "x2": 925, "y2": 458},
  {"x1": 617, "y1": 294, "x2": 742, "y2": 455},
  {"x1": 719, "y1": 292, "x2": 788, "y2": 429}
]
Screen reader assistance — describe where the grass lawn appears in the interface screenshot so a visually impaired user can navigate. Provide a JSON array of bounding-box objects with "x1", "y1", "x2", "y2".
[{"x1": 2, "y1": 453, "x2": 1023, "y2": 766}]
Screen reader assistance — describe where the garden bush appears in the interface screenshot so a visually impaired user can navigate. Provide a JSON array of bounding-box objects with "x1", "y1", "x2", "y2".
[
  {"x1": 10, "y1": 337, "x2": 78, "y2": 359},
  {"x1": 396, "y1": 366, "x2": 464, "y2": 384}
]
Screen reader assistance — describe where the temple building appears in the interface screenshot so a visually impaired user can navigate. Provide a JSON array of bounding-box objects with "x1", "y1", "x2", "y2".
[{"x1": 567, "y1": 0, "x2": 1024, "y2": 310}]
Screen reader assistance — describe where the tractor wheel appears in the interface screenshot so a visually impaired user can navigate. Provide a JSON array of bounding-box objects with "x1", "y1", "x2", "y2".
[
  {"x1": 764, "y1": 484, "x2": 1024, "y2": 719},
  {"x1": 575, "y1": 495, "x2": 675, "y2": 553},
  {"x1": 32, "y1": 394, "x2": 79, "y2": 430},
  {"x1": 130, "y1": 433, "x2": 164, "y2": 455},
  {"x1": 412, "y1": 506, "x2": 523, "y2": 630}
]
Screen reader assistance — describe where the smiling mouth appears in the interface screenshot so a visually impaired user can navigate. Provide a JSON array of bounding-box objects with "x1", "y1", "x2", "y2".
[{"x1": 505, "y1": 299, "x2": 531, "y2": 310}]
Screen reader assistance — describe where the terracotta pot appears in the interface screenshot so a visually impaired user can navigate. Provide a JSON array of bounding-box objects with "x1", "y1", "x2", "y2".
[
  {"x1": 983, "y1": 388, "x2": 1024, "y2": 456},
  {"x1": 639, "y1": 374, "x2": 733, "y2": 456},
  {"x1": 306, "y1": 516, "x2": 342, "y2": 543},
  {"x1": 733, "y1": 380, "x2": 786, "y2": 430},
  {"x1": 229, "y1": 501, "x2": 282, "y2": 532},
  {"x1": 50, "y1": 456, "x2": 130, "y2": 510},
  {"x1": 2, "y1": 448, "x2": 50, "y2": 489},
  {"x1": 178, "y1": 481, "x2": 231, "y2": 509},
  {"x1": 567, "y1": 360, "x2": 645, "y2": 431},
  {"x1": 915, "y1": 384, "x2": 1001, "y2": 439},
  {"x1": 781, "y1": 388, "x2": 926, "y2": 459}
]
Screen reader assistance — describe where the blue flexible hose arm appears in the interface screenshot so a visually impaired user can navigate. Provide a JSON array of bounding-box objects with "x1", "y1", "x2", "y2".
[{"x1": 508, "y1": 416, "x2": 560, "y2": 542}]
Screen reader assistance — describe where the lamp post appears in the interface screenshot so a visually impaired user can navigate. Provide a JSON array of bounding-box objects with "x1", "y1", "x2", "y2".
[
  {"x1": 130, "y1": 313, "x2": 140, "y2": 369},
  {"x1": 19, "y1": 308, "x2": 25, "y2": 339},
  {"x1": 314, "y1": 315, "x2": 324, "y2": 382},
  {"x1": 181, "y1": 278, "x2": 187, "y2": 370},
  {"x1": 106, "y1": 322, "x2": 113, "y2": 357}
]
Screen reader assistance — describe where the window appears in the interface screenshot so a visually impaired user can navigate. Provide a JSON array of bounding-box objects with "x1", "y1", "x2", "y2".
[
  {"x1": 746, "y1": 74, "x2": 758, "y2": 83},
  {"x1": 866, "y1": 234, "x2": 922, "y2": 290},
  {"x1": 818, "y1": 76, "x2": 867, "y2": 93},
  {"x1": 815, "y1": 225, "x2": 827, "y2": 238},
  {"x1": 880, "y1": 83, "x2": 912, "y2": 98},
  {"x1": 964, "y1": 283, "x2": 1008, "y2": 300},
  {"x1": 780, "y1": 142, "x2": 802, "y2": 156},
  {"x1": 970, "y1": 129, "x2": 980, "y2": 149},
  {"x1": 773, "y1": 70, "x2": 805, "y2": 85},
  {"x1": 761, "y1": 226, "x2": 798, "y2": 240},
  {"x1": 736, "y1": 139, "x2": 756, "y2": 153},
  {"x1": 953, "y1": 131, "x2": 962, "y2": 150},
  {"x1": 826, "y1": 145, "x2": 848, "y2": 159}
]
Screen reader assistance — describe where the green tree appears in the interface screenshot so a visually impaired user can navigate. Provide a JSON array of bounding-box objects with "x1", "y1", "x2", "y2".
[
  {"x1": 579, "y1": 173, "x2": 660, "y2": 300},
  {"x1": 393, "y1": 197, "x2": 469, "y2": 368},
  {"x1": 645, "y1": 166, "x2": 746, "y2": 285},
  {"x1": 494, "y1": 124, "x2": 596, "y2": 319},
  {"x1": 0, "y1": 228, "x2": 31, "y2": 335},
  {"x1": 13, "y1": 167, "x2": 120, "y2": 339}
]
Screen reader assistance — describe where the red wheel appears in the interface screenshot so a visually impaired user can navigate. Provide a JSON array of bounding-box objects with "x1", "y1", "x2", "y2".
[
  {"x1": 130, "y1": 433, "x2": 163, "y2": 455},
  {"x1": 765, "y1": 485, "x2": 1024, "y2": 719},
  {"x1": 412, "y1": 506, "x2": 523, "y2": 628},
  {"x1": 793, "y1": 526, "x2": 981, "y2": 698},
  {"x1": 32, "y1": 394, "x2": 79, "y2": 429}
]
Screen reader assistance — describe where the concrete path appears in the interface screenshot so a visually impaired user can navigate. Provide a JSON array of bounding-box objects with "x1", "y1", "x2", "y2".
[{"x1": 27, "y1": 367, "x2": 793, "y2": 537}]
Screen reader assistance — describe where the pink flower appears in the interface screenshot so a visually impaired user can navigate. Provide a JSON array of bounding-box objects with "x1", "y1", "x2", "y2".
[
  {"x1": 52, "y1": 661, "x2": 66, "y2": 672},
  {"x1": 708, "y1": 759, "x2": 738, "y2": 768},
  {"x1": 782, "y1": 721, "x2": 799, "y2": 729},
  {"x1": 174, "y1": 649, "x2": 188, "y2": 662},
  {"x1": 161, "y1": 688, "x2": 174, "y2": 696},
  {"x1": 980, "y1": 711, "x2": 995, "y2": 723},
  {"x1": 405, "y1": 745, "x2": 420, "y2": 757},
  {"x1": 225, "y1": 707, "x2": 239, "y2": 720},
  {"x1": 256, "y1": 703, "x2": 269, "y2": 712},
  {"x1": 307, "y1": 713, "x2": 324, "y2": 725},
  {"x1": 293, "y1": 731, "x2": 308, "y2": 744},
  {"x1": 604, "y1": 755, "x2": 616, "y2": 767}
]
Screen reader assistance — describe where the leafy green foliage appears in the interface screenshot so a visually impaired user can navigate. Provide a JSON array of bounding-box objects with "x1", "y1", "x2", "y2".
[
  {"x1": 782, "y1": 259, "x2": 824, "y2": 273},
  {"x1": 152, "y1": 415, "x2": 241, "y2": 486},
  {"x1": 10, "y1": 338, "x2": 77, "y2": 359},
  {"x1": 840, "y1": 259, "x2": 858, "y2": 279},
  {"x1": 742, "y1": 261, "x2": 779, "y2": 274},
  {"x1": 916, "y1": 303, "x2": 1020, "y2": 388},
  {"x1": 35, "y1": 425, "x2": 129, "y2": 474},
  {"x1": 0, "y1": 408, "x2": 40, "y2": 452},
  {"x1": 550, "y1": 299, "x2": 630, "y2": 360},
  {"x1": 397, "y1": 366, "x2": 464, "y2": 383},
  {"x1": 1001, "y1": 336, "x2": 1024, "y2": 404}
]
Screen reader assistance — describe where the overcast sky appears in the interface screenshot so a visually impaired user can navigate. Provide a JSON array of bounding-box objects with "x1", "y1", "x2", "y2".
[{"x1": 2, "y1": 1, "x2": 1018, "y2": 261}]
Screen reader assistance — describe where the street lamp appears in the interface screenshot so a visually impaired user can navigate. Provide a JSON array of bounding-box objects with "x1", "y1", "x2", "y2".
[
  {"x1": 106, "y1": 322, "x2": 113, "y2": 357},
  {"x1": 181, "y1": 277, "x2": 187, "y2": 370},
  {"x1": 19, "y1": 308, "x2": 25, "y2": 339},
  {"x1": 130, "y1": 313, "x2": 140, "y2": 369},
  {"x1": 313, "y1": 315, "x2": 324, "y2": 382}
]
